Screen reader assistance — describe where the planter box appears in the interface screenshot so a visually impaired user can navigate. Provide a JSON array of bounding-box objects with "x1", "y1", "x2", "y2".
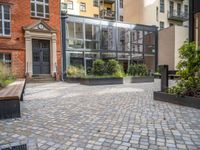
[
  {"x1": 154, "y1": 91, "x2": 200, "y2": 109},
  {"x1": 124, "y1": 76, "x2": 154, "y2": 83},
  {"x1": 65, "y1": 77, "x2": 82, "y2": 83},
  {"x1": 0, "y1": 100, "x2": 20, "y2": 119},
  {"x1": 80, "y1": 77, "x2": 123, "y2": 85}
]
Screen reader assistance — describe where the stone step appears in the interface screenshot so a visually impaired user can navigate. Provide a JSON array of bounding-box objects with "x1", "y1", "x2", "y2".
[{"x1": 27, "y1": 74, "x2": 56, "y2": 83}]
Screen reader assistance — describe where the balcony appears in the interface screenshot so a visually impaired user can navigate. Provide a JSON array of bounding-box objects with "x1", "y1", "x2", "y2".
[
  {"x1": 168, "y1": 10, "x2": 189, "y2": 22},
  {"x1": 100, "y1": 0, "x2": 115, "y2": 4},
  {"x1": 100, "y1": 10, "x2": 116, "y2": 20}
]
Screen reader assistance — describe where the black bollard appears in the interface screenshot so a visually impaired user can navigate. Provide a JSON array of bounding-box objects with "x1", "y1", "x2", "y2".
[{"x1": 159, "y1": 65, "x2": 168, "y2": 92}]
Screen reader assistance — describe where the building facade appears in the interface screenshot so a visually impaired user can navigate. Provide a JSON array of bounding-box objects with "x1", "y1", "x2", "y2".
[
  {"x1": 189, "y1": 0, "x2": 200, "y2": 45},
  {"x1": 61, "y1": 0, "x2": 124, "y2": 21},
  {"x1": 0, "y1": 0, "x2": 61, "y2": 78},
  {"x1": 124, "y1": 0, "x2": 189, "y2": 29}
]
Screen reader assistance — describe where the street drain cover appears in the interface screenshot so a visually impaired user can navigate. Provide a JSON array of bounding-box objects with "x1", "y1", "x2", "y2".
[{"x1": 1, "y1": 144, "x2": 27, "y2": 150}]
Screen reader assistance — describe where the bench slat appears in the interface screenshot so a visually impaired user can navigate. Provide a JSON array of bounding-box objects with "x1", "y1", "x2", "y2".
[{"x1": 0, "y1": 79, "x2": 26, "y2": 101}]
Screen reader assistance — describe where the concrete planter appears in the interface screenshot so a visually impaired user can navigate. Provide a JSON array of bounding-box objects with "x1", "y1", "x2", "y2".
[
  {"x1": 65, "y1": 77, "x2": 82, "y2": 83},
  {"x1": 80, "y1": 77, "x2": 123, "y2": 85},
  {"x1": 154, "y1": 91, "x2": 200, "y2": 109},
  {"x1": 123, "y1": 76, "x2": 154, "y2": 83}
]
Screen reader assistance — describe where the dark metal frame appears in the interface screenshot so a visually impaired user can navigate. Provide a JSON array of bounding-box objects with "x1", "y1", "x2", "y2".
[{"x1": 61, "y1": 14, "x2": 158, "y2": 79}]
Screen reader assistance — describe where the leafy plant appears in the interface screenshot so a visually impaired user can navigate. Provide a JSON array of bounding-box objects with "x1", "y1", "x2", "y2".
[
  {"x1": 0, "y1": 62, "x2": 15, "y2": 88},
  {"x1": 168, "y1": 42, "x2": 200, "y2": 98},
  {"x1": 106, "y1": 59, "x2": 125, "y2": 77},
  {"x1": 128, "y1": 64, "x2": 148, "y2": 76},
  {"x1": 66, "y1": 65, "x2": 85, "y2": 77},
  {"x1": 92, "y1": 59, "x2": 105, "y2": 76}
]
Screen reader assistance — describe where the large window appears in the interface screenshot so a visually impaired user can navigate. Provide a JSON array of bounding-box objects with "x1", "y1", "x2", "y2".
[
  {"x1": 80, "y1": 3, "x2": 86, "y2": 12},
  {"x1": 31, "y1": 0, "x2": 49, "y2": 18},
  {"x1": 93, "y1": 0, "x2": 98, "y2": 7},
  {"x1": 160, "y1": 0, "x2": 164, "y2": 13},
  {"x1": 0, "y1": 5, "x2": 11, "y2": 36},
  {"x1": 0, "y1": 53, "x2": 11, "y2": 66},
  {"x1": 160, "y1": 21, "x2": 164, "y2": 29},
  {"x1": 177, "y1": 3, "x2": 181, "y2": 16},
  {"x1": 120, "y1": 0, "x2": 123, "y2": 8},
  {"x1": 68, "y1": 1, "x2": 73, "y2": 10}
]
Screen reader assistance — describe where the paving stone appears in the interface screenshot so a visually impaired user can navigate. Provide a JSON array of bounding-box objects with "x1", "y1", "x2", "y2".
[{"x1": 0, "y1": 80, "x2": 199, "y2": 150}]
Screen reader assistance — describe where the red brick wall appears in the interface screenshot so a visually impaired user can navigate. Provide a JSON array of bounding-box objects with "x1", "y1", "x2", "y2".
[{"x1": 0, "y1": 0, "x2": 61, "y2": 78}]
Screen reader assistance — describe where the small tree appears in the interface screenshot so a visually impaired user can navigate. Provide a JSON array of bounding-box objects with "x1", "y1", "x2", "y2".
[{"x1": 168, "y1": 42, "x2": 200, "y2": 97}]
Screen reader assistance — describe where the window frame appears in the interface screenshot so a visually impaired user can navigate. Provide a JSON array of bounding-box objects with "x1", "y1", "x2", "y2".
[
  {"x1": 80, "y1": 2, "x2": 86, "y2": 12},
  {"x1": 0, "y1": 4, "x2": 11, "y2": 36},
  {"x1": 160, "y1": 21, "x2": 164, "y2": 29},
  {"x1": 120, "y1": 0, "x2": 123, "y2": 9},
  {"x1": 160, "y1": 0, "x2": 164, "y2": 13},
  {"x1": 67, "y1": 1, "x2": 73, "y2": 10},
  {"x1": 30, "y1": 0, "x2": 49, "y2": 19},
  {"x1": 0, "y1": 53, "x2": 12, "y2": 65},
  {"x1": 93, "y1": 0, "x2": 99, "y2": 7}
]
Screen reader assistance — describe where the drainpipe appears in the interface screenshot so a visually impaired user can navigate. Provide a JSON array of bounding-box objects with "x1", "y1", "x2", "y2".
[
  {"x1": 189, "y1": 0, "x2": 194, "y2": 42},
  {"x1": 61, "y1": 13, "x2": 67, "y2": 81}
]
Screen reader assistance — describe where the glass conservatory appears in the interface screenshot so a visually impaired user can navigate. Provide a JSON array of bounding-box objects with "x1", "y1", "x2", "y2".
[{"x1": 61, "y1": 15, "x2": 158, "y2": 74}]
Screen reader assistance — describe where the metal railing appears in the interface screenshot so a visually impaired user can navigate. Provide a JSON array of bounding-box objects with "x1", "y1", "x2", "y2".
[
  {"x1": 168, "y1": 10, "x2": 189, "y2": 21},
  {"x1": 100, "y1": 10, "x2": 116, "y2": 20}
]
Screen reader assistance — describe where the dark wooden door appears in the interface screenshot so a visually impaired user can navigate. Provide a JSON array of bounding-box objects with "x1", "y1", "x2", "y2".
[{"x1": 32, "y1": 39, "x2": 50, "y2": 74}]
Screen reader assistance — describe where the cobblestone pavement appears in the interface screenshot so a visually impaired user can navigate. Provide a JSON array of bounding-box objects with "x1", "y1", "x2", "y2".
[{"x1": 1, "y1": 80, "x2": 200, "y2": 150}]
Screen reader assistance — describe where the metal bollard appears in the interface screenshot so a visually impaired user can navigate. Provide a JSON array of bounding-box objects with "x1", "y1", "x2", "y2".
[{"x1": 159, "y1": 65, "x2": 168, "y2": 92}]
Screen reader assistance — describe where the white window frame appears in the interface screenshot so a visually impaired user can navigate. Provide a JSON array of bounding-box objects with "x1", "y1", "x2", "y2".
[
  {"x1": 80, "y1": 2, "x2": 86, "y2": 12},
  {"x1": 30, "y1": 0, "x2": 49, "y2": 19},
  {"x1": 67, "y1": 1, "x2": 73, "y2": 10},
  {"x1": 0, "y1": 53, "x2": 12, "y2": 64},
  {"x1": 0, "y1": 4, "x2": 11, "y2": 36}
]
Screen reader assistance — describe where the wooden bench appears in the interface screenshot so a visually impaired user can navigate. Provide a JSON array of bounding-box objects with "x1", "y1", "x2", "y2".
[{"x1": 0, "y1": 79, "x2": 26, "y2": 119}]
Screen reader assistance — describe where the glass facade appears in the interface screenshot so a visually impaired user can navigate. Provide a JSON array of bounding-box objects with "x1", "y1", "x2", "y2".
[{"x1": 63, "y1": 15, "x2": 158, "y2": 73}]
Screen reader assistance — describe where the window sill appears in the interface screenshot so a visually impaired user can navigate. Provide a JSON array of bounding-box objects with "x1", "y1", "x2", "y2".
[
  {"x1": 30, "y1": 16, "x2": 50, "y2": 21},
  {"x1": 0, "y1": 35, "x2": 11, "y2": 39}
]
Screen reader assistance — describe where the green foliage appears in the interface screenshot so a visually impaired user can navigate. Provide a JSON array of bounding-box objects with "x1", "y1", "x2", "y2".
[
  {"x1": 128, "y1": 64, "x2": 148, "y2": 76},
  {"x1": 92, "y1": 59, "x2": 105, "y2": 76},
  {"x1": 106, "y1": 59, "x2": 125, "y2": 77},
  {"x1": 168, "y1": 42, "x2": 200, "y2": 98},
  {"x1": 66, "y1": 65, "x2": 85, "y2": 77},
  {"x1": 92, "y1": 59, "x2": 125, "y2": 77},
  {"x1": 0, "y1": 62, "x2": 15, "y2": 88}
]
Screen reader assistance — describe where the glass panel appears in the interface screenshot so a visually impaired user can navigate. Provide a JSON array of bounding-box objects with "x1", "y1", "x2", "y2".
[
  {"x1": 0, "y1": 53, "x2": 3, "y2": 61},
  {"x1": 5, "y1": 53, "x2": 11, "y2": 63},
  {"x1": 37, "y1": 4, "x2": 44, "y2": 17},
  {"x1": 85, "y1": 24, "x2": 92, "y2": 39},
  {"x1": 31, "y1": 3, "x2": 35, "y2": 11},
  {"x1": 75, "y1": 23, "x2": 83, "y2": 39},
  {"x1": 68, "y1": 22, "x2": 74, "y2": 38},
  {"x1": 74, "y1": 40, "x2": 84, "y2": 49},
  {"x1": 85, "y1": 41, "x2": 99, "y2": 49},
  {"x1": 43, "y1": 52, "x2": 49, "y2": 62},
  {"x1": 4, "y1": 5, "x2": 10, "y2": 20},
  {"x1": 33, "y1": 52, "x2": 40, "y2": 62},
  {"x1": 45, "y1": 5, "x2": 49, "y2": 13},
  {"x1": 67, "y1": 40, "x2": 75, "y2": 48},
  {"x1": 0, "y1": 20, "x2": 2, "y2": 34},
  {"x1": 4, "y1": 22, "x2": 10, "y2": 35}
]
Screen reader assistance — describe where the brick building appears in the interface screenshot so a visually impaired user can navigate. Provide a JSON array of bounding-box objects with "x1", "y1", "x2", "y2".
[{"x1": 0, "y1": 0, "x2": 61, "y2": 78}]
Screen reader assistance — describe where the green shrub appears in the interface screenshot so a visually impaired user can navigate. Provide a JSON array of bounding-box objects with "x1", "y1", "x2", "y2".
[
  {"x1": 168, "y1": 42, "x2": 200, "y2": 98},
  {"x1": 66, "y1": 65, "x2": 85, "y2": 77},
  {"x1": 92, "y1": 59, "x2": 105, "y2": 76},
  {"x1": 128, "y1": 64, "x2": 148, "y2": 76},
  {"x1": 0, "y1": 62, "x2": 15, "y2": 87},
  {"x1": 106, "y1": 59, "x2": 119, "y2": 75}
]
